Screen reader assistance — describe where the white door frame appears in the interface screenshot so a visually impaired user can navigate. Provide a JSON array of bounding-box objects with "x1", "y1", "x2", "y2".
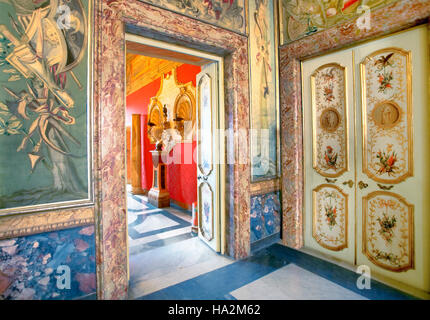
[{"x1": 124, "y1": 33, "x2": 226, "y2": 255}]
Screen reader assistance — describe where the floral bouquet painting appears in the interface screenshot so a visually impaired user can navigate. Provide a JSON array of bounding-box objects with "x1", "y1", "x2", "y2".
[
  {"x1": 377, "y1": 213, "x2": 397, "y2": 243},
  {"x1": 324, "y1": 204, "x2": 337, "y2": 228},
  {"x1": 376, "y1": 145, "x2": 398, "y2": 176}
]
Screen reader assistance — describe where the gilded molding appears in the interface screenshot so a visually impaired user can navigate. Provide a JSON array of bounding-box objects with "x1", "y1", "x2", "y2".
[
  {"x1": 360, "y1": 47, "x2": 413, "y2": 184},
  {"x1": 0, "y1": 207, "x2": 95, "y2": 240},
  {"x1": 250, "y1": 178, "x2": 280, "y2": 196},
  {"x1": 362, "y1": 191, "x2": 414, "y2": 272},
  {"x1": 311, "y1": 63, "x2": 349, "y2": 178}
]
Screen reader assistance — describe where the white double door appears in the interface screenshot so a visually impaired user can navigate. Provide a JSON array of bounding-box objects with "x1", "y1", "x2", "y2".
[{"x1": 302, "y1": 25, "x2": 430, "y2": 291}]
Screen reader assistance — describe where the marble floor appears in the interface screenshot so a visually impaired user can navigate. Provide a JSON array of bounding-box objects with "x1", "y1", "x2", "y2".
[{"x1": 127, "y1": 191, "x2": 417, "y2": 300}]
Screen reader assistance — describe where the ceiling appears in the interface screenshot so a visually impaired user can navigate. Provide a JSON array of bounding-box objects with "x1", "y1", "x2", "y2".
[
  {"x1": 126, "y1": 53, "x2": 182, "y2": 96},
  {"x1": 126, "y1": 41, "x2": 212, "y2": 96}
]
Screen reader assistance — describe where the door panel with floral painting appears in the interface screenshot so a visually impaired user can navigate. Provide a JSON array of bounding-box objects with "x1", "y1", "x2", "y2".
[
  {"x1": 302, "y1": 49, "x2": 355, "y2": 264},
  {"x1": 355, "y1": 26, "x2": 430, "y2": 291},
  {"x1": 302, "y1": 25, "x2": 430, "y2": 292}
]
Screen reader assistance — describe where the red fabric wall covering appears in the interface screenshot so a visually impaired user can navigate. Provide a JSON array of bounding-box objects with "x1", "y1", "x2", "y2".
[
  {"x1": 126, "y1": 63, "x2": 200, "y2": 206},
  {"x1": 126, "y1": 126, "x2": 131, "y2": 182},
  {"x1": 165, "y1": 140, "x2": 197, "y2": 206}
]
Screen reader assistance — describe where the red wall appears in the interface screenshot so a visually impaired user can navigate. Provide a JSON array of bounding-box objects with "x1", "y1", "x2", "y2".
[
  {"x1": 126, "y1": 127, "x2": 131, "y2": 181},
  {"x1": 126, "y1": 64, "x2": 201, "y2": 207}
]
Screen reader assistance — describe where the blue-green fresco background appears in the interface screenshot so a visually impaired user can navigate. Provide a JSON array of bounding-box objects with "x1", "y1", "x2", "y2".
[{"x1": 0, "y1": 1, "x2": 89, "y2": 208}]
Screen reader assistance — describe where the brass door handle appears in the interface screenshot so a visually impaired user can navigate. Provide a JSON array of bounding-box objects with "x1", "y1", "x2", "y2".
[
  {"x1": 342, "y1": 180, "x2": 354, "y2": 188},
  {"x1": 377, "y1": 183, "x2": 394, "y2": 190},
  {"x1": 325, "y1": 178, "x2": 337, "y2": 183},
  {"x1": 358, "y1": 181, "x2": 368, "y2": 189}
]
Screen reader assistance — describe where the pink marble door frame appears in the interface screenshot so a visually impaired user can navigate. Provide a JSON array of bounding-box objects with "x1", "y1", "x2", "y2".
[
  {"x1": 94, "y1": 0, "x2": 251, "y2": 299},
  {"x1": 279, "y1": 0, "x2": 430, "y2": 249}
]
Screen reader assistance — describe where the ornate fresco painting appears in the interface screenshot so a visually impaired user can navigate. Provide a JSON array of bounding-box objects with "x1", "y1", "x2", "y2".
[
  {"x1": 139, "y1": 0, "x2": 247, "y2": 34},
  {"x1": 311, "y1": 63, "x2": 348, "y2": 178},
  {"x1": 313, "y1": 184, "x2": 348, "y2": 251},
  {"x1": 360, "y1": 48, "x2": 412, "y2": 184},
  {"x1": 199, "y1": 182, "x2": 214, "y2": 241},
  {"x1": 278, "y1": 0, "x2": 400, "y2": 45},
  {"x1": 363, "y1": 191, "x2": 414, "y2": 272},
  {"x1": 249, "y1": 0, "x2": 279, "y2": 181},
  {"x1": 0, "y1": 0, "x2": 91, "y2": 215}
]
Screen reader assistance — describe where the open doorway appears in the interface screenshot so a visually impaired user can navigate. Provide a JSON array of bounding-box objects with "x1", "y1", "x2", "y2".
[{"x1": 124, "y1": 35, "x2": 229, "y2": 299}]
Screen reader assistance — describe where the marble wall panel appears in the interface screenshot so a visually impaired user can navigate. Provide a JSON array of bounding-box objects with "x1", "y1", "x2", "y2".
[
  {"x1": 95, "y1": 0, "x2": 251, "y2": 299},
  {"x1": 250, "y1": 191, "x2": 281, "y2": 243},
  {"x1": 0, "y1": 226, "x2": 96, "y2": 300},
  {"x1": 138, "y1": 0, "x2": 247, "y2": 34}
]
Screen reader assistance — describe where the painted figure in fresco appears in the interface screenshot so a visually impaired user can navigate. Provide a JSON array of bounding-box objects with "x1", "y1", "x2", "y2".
[
  {"x1": 373, "y1": 102, "x2": 400, "y2": 128},
  {"x1": 254, "y1": 0, "x2": 271, "y2": 101},
  {"x1": 0, "y1": 0, "x2": 51, "y2": 13},
  {"x1": 0, "y1": 0, "x2": 88, "y2": 207},
  {"x1": 320, "y1": 109, "x2": 339, "y2": 131},
  {"x1": 381, "y1": 104, "x2": 394, "y2": 126},
  {"x1": 147, "y1": 0, "x2": 244, "y2": 30},
  {"x1": 282, "y1": 0, "x2": 394, "y2": 42}
]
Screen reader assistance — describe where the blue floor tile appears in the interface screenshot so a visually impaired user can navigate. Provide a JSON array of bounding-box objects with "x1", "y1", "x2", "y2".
[
  {"x1": 138, "y1": 248, "x2": 289, "y2": 300},
  {"x1": 129, "y1": 232, "x2": 196, "y2": 255}
]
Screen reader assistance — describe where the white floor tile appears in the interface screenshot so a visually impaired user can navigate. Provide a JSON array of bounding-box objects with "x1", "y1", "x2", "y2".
[
  {"x1": 230, "y1": 264, "x2": 367, "y2": 300},
  {"x1": 133, "y1": 214, "x2": 179, "y2": 234}
]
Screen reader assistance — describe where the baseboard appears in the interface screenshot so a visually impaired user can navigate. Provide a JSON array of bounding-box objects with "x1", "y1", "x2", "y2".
[
  {"x1": 251, "y1": 232, "x2": 281, "y2": 253},
  {"x1": 170, "y1": 199, "x2": 193, "y2": 212}
]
